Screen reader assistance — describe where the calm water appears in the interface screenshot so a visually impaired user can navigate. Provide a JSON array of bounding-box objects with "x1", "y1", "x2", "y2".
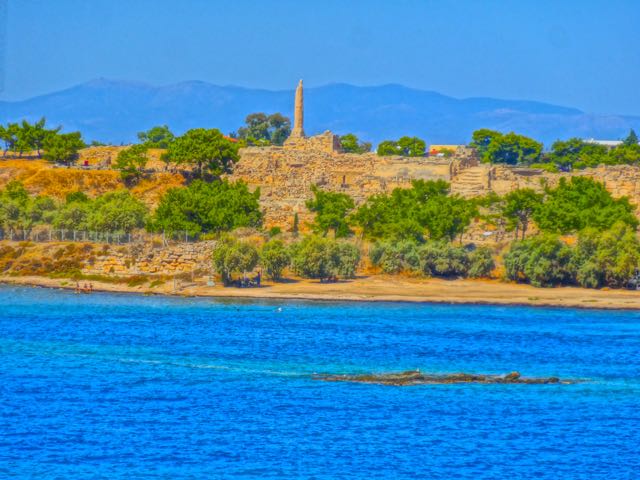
[{"x1": 1, "y1": 285, "x2": 639, "y2": 479}]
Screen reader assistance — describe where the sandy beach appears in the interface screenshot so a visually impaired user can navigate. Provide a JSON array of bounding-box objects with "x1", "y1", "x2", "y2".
[{"x1": 3, "y1": 274, "x2": 640, "y2": 310}]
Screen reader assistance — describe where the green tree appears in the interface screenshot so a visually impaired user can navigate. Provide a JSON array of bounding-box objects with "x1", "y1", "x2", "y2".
[
  {"x1": 149, "y1": 179, "x2": 262, "y2": 234},
  {"x1": 351, "y1": 180, "x2": 475, "y2": 242},
  {"x1": 14, "y1": 118, "x2": 57, "y2": 157},
  {"x1": 86, "y1": 190, "x2": 148, "y2": 233},
  {"x1": 470, "y1": 129, "x2": 502, "y2": 160},
  {"x1": 534, "y1": 177, "x2": 638, "y2": 233},
  {"x1": 484, "y1": 132, "x2": 542, "y2": 165},
  {"x1": 0, "y1": 181, "x2": 57, "y2": 234},
  {"x1": 502, "y1": 188, "x2": 543, "y2": 239},
  {"x1": 212, "y1": 236, "x2": 260, "y2": 285},
  {"x1": 0, "y1": 181, "x2": 30, "y2": 233},
  {"x1": 504, "y1": 235, "x2": 574, "y2": 287},
  {"x1": 266, "y1": 113, "x2": 291, "y2": 146},
  {"x1": 468, "y1": 247, "x2": 495, "y2": 278},
  {"x1": 237, "y1": 113, "x2": 270, "y2": 143},
  {"x1": 115, "y1": 144, "x2": 149, "y2": 183},
  {"x1": 290, "y1": 236, "x2": 359, "y2": 281},
  {"x1": 53, "y1": 194, "x2": 92, "y2": 231},
  {"x1": 369, "y1": 240, "x2": 421, "y2": 274},
  {"x1": 42, "y1": 132, "x2": 85, "y2": 165},
  {"x1": 376, "y1": 140, "x2": 398, "y2": 156},
  {"x1": 137, "y1": 125, "x2": 175, "y2": 148},
  {"x1": 236, "y1": 113, "x2": 291, "y2": 146},
  {"x1": 547, "y1": 138, "x2": 608, "y2": 170},
  {"x1": 0, "y1": 123, "x2": 20, "y2": 155},
  {"x1": 306, "y1": 185, "x2": 355, "y2": 238},
  {"x1": 623, "y1": 129, "x2": 638, "y2": 146},
  {"x1": 419, "y1": 241, "x2": 469, "y2": 278},
  {"x1": 260, "y1": 239, "x2": 291, "y2": 281},
  {"x1": 573, "y1": 222, "x2": 640, "y2": 289},
  {"x1": 27, "y1": 196, "x2": 57, "y2": 226},
  {"x1": 397, "y1": 136, "x2": 426, "y2": 157},
  {"x1": 332, "y1": 242, "x2": 360, "y2": 278},
  {"x1": 606, "y1": 143, "x2": 640, "y2": 166},
  {"x1": 339, "y1": 133, "x2": 371, "y2": 153},
  {"x1": 164, "y1": 128, "x2": 239, "y2": 177}
]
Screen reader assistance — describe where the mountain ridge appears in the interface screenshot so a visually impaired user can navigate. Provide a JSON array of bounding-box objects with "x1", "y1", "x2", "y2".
[{"x1": 0, "y1": 79, "x2": 637, "y2": 146}]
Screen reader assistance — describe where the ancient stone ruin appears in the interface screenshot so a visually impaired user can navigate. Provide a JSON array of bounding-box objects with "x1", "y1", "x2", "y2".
[{"x1": 228, "y1": 79, "x2": 478, "y2": 228}]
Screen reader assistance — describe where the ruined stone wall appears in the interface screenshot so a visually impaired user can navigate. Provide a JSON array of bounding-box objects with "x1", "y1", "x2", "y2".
[
  {"x1": 83, "y1": 241, "x2": 216, "y2": 276},
  {"x1": 490, "y1": 165, "x2": 640, "y2": 200},
  {"x1": 228, "y1": 146, "x2": 462, "y2": 228},
  {"x1": 283, "y1": 131, "x2": 343, "y2": 154},
  {"x1": 489, "y1": 165, "x2": 640, "y2": 214}
]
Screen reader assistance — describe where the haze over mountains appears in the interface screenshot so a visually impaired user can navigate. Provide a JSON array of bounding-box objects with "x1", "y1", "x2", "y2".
[{"x1": 0, "y1": 79, "x2": 638, "y2": 147}]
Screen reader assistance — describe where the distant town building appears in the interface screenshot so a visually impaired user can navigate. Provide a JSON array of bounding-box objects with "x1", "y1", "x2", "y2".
[
  {"x1": 429, "y1": 145, "x2": 463, "y2": 156},
  {"x1": 584, "y1": 138, "x2": 623, "y2": 148}
]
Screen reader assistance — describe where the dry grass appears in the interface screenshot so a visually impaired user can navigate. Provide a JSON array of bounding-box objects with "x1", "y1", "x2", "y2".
[{"x1": 0, "y1": 151, "x2": 186, "y2": 207}]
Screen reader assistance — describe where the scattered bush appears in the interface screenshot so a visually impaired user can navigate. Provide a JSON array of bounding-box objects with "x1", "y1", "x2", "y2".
[
  {"x1": 260, "y1": 239, "x2": 291, "y2": 281},
  {"x1": 468, "y1": 247, "x2": 495, "y2": 278},
  {"x1": 420, "y1": 241, "x2": 469, "y2": 278},
  {"x1": 370, "y1": 241, "x2": 421, "y2": 274},
  {"x1": 504, "y1": 235, "x2": 573, "y2": 287},
  {"x1": 212, "y1": 236, "x2": 259, "y2": 285},
  {"x1": 290, "y1": 236, "x2": 360, "y2": 281}
]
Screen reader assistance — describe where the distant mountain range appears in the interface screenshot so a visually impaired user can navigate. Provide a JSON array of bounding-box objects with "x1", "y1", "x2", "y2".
[{"x1": 0, "y1": 79, "x2": 638, "y2": 146}]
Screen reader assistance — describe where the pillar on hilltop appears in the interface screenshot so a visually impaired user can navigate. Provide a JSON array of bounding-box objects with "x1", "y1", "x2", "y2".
[{"x1": 291, "y1": 79, "x2": 305, "y2": 138}]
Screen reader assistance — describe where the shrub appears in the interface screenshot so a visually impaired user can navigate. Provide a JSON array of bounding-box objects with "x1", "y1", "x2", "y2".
[
  {"x1": 504, "y1": 235, "x2": 573, "y2": 287},
  {"x1": 468, "y1": 247, "x2": 495, "y2": 278},
  {"x1": 420, "y1": 241, "x2": 469, "y2": 278},
  {"x1": 573, "y1": 222, "x2": 640, "y2": 289},
  {"x1": 332, "y1": 242, "x2": 360, "y2": 278},
  {"x1": 290, "y1": 236, "x2": 360, "y2": 280},
  {"x1": 86, "y1": 190, "x2": 148, "y2": 233},
  {"x1": 369, "y1": 241, "x2": 421, "y2": 274},
  {"x1": 212, "y1": 236, "x2": 259, "y2": 285},
  {"x1": 260, "y1": 239, "x2": 291, "y2": 281}
]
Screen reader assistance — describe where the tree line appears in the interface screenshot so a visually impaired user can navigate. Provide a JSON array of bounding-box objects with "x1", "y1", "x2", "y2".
[
  {"x1": 213, "y1": 235, "x2": 360, "y2": 284},
  {"x1": 0, "y1": 179, "x2": 261, "y2": 236},
  {"x1": 0, "y1": 118, "x2": 85, "y2": 164},
  {"x1": 472, "y1": 128, "x2": 640, "y2": 170}
]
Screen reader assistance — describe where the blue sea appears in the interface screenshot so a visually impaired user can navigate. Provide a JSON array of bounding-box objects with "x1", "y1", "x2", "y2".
[{"x1": 1, "y1": 285, "x2": 639, "y2": 479}]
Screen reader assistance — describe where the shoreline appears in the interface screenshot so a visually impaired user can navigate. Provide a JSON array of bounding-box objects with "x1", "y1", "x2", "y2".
[{"x1": 4, "y1": 274, "x2": 640, "y2": 310}]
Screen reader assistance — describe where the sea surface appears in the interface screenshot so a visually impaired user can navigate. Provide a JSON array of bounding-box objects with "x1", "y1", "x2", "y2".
[{"x1": 1, "y1": 285, "x2": 639, "y2": 479}]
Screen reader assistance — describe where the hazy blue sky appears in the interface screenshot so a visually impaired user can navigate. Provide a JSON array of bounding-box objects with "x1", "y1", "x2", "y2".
[{"x1": 2, "y1": 0, "x2": 639, "y2": 114}]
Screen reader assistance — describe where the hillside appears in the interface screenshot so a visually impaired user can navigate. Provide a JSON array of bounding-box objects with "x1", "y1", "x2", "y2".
[
  {"x1": 0, "y1": 148, "x2": 184, "y2": 207},
  {"x1": 1, "y1": 79, "x2": 639, "y2": 146}
]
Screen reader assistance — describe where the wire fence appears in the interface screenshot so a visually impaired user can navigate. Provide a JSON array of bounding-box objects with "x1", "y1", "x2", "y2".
[{"x1": 0, "y1": 228, "x2": 204, "y2": 244}]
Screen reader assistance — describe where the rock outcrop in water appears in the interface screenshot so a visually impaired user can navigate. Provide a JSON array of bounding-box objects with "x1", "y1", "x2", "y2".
[{"x1": 314, "y1": 370, "x2": 566, "y2": 386}]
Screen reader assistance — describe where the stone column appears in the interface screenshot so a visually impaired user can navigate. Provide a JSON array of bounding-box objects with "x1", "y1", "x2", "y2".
[{"x1": 291, "y1": 79, "x2": 305, "y2": 137}]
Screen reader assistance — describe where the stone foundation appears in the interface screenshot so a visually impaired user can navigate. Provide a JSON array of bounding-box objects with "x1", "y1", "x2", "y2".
[{"x1": 83, "y1": 241, "x2": 216, "y2": 276}]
